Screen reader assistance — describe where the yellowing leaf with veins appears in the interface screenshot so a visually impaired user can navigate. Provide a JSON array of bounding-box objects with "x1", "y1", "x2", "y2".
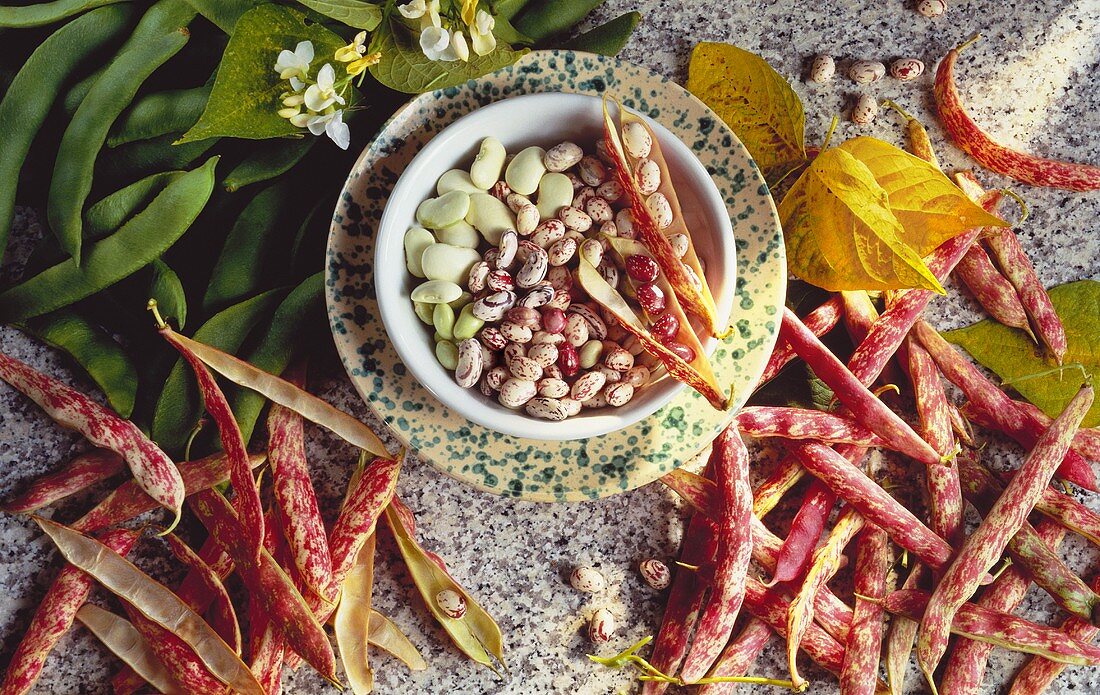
[
  {"x1": 779, "y1": 147, "x2": 944, "y2": 293},
  {"x1": 686, "y1": 42, "x2": 805, "y2": 184},
  {"x1": 839, "y1": 137, "x2": 1009, "y2": 255}
]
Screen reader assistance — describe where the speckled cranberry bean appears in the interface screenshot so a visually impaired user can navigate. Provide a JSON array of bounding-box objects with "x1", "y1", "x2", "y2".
[
  {"x1": 516, "y1": 248, "x2": 548, "y2": 288},
  {"x1": 635, "y1": 158, "x2": 661, "y2": 195},
  {"x1": 472, "y1": 291, "x2": 515, "y2": 321},
  {"x1": 541, "y1": 307, "x2": 567, "y2": 334},
  {"x1": 544, "y1": 364, "x2": 564, "y2": 380},
  {"x1": 528, "y1": 344, "x2": 559, "y2": 369},
  {"x1": 596, "y1": 180, "x2": 623, "y2": 202},
  {"x1": 546, "y1": 266, "x2": 572, "y2": 293},
  {"x1": 621, "y1": 121, "x2": 652, "y2": 158},
  {"x1": 583, "y1": 392, "x2": 609, "y2": 409},
  {"x1": 499, "y1": 321, "x2": 533, "y2": 344},
  {"x1": 455, "y1": 339, "x2": 484, "y2": 388},
  {"x1": 605, "y1": 382, "x2": 634, "y2": 406},
  {"x1": 497, "y1": 230, "x2": 518, "y2": 269},
  {"x1": 651, "y1": 313, "x2": 680, "y2": 342},
  {"x1": 560, "y1": 397, "x2": 583, "y2": 416},
  {"x1": 669, "y1": 233, "x2": 689, "y2": 258},
  {"x1": 519, "y1": 284, "x2": 555, "y2": 309},
  {"x1": 531, "y1": 330, "x2": 565, "y2": 346},
  {"x1": 624, "y1": 366, "x2": 651, "y2": 387},
  {"x1": 505, "y1": 306, "x2": 541, "y2": 329},
  {"x1": 548, "y1": 237, "x2": 577, "y2": 266},
  {"x1": 490, "y1": 181, "x2": 511, "y2": 201},
  {"x1": 531, "y1": 219, "x2": 566, "y2": 248},
  {"x1": 564, "y1": 313, "x2": 590, "y2": 347},
  {"x1": 485, "y1": 366, "x2": 509, "y2": 390},
  {"x1": 516, "y1": 204, "x2": 539, "y2": 235},
  {"x1": 508, "y1": 355, "x2": 543, "y2": 381},
  {"x1": 525, "y1": 397, "x2": 570, "y2": 421},
  {"x1": 599, "y1": 220, "x2": 618, "y2": 237},
  {"x1": 479, "y1": 326, "x2": 507, "y2": 351},
  {"x1": 666, "y1": 341, "x2": 696, "y2": 362},
  {"x1": 615, "y1": 208, "x2": 637, "y2": 239},
  {"x1": 603, "y1": 348, "x2": 634, "y2": 372},
  {"x1": 639, "y1": 558, "x2": 671, "y2": 589},
  {"x1": 598, "y1": 263, "x2": 619, "y2": 288},
  {"x1": 558, "y1": 342, "x2": 579, "y2": 377},
  {"x1": 626, "y1": 254, "x2": 660, "y2": 283},
  {"x1": 543, "y1": 141, "x2": 584, "y2": 172},
  {"x1": 578, "y1": 155, "x2": 607, "y2": 186},
  {"x1": 646, "y1": 192, "x2": 673, "y2": 229},
  {"x1": 546, "y1": 292, "x2": 571, "y2": 310},
  {"x1": 503, "y1": 341, "x2": 525, "y2": 366},
  {"x1": 536, "y1": 376, "x2": 568, "y2": 397},
  {"x1": 505, "y1": 192, "x2": 532, "y2": 214},
  {"x1": 570, "y1": 371, "x2": 606, "y2": 401},
  {"x1": 585, "y1": 197, "x2": 613, "y2": 224},
  {"x1": 498, "y1": 378, "x2": 537, "y2": 408},
  {"x1": 558, "y1": 206, "x2": 592, "y2": 232},
  {"x1": 565, "y1": 172, "x2": 584, "y2": 190},
  {"x1": 598, "y1": 366, "x2": 622, "y2": 384},
  {"x1": 572, "y1": 186, "x2": 595, "y2": 211},
  {"x1": 569, "y1": 304, "x2": 607, "y2": 339},
  {"x1": 636, "y1": 283, "x2": 666, "y2": 314},
  {"x1": 579, "y1": 238, "x2": 603, "y2": 267},
  {"x1": 467, "y1": 261, "x2": 490, "y2": 293}
]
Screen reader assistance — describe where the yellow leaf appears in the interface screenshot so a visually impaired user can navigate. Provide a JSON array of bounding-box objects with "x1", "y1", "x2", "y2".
[
  {"x1": 839, "y1": 137, "x2": 1009, "y2": 255},
  {"x1": 779, "y1": 148, "x2": 945, "y2": 293},
  {"x1": 686, "y1": 42, "x2": 805, "y2": 183}
]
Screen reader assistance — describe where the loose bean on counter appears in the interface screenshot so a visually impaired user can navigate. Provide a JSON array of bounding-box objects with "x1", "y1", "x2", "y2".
[
  {"x1": 890, "y1": 58, "x2": 925, "y2": 81},
  {"x1": 809, "y1": 54, "x2": 836, "y2": 83},
  {"x1": 917, "y1": 0, "x2": 946, "y2": 16},
  {"x1": 848, "y1": 60, "x2": 886, "y2": 84},
  {"x1": 852, "y1": 93, "x2": 878, "y2": 125}
]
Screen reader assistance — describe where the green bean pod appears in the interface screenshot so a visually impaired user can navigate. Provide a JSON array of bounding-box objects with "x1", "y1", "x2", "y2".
[
  {"x1": 149, "y1": 258, "x2": 188, "y2": 330},
  {"x1": 0, "y1": 4, "x2": 134, "y2": 264},
  {"x1": 220, "y1": 137, "x2": 315, "y2": 193},
  {"x1": 18, "y1": 309, "x2": 139, "y2": 417},
  {"x1": 203, "y1": 180, "x2": 293, "y2": 312},
  {"x1": 229, "y1": 272, "x2": 323, "y2": 445},
  {"x1": 0, "y1": 156, "x2": 218, "y2": 324},
  {"x1": 513, "y1": 0, "x2": 605, "y2": 42},
  {"x1": 108, "y1": 85, "x2": 211, "y2": 147},
  {"x1": 560, "y1": 11, "x2": 639, "y2": 56},
  {"x1": 151, "y1": 288, "x2": 285, "y2": 453},
  {"x1": 0, "y1": 0, "x2": 127, "y2": 28},
  {"x1": 47, "y1": 0, "x2": 197, "y2": 260},
  {"x1": 62, "y1": 66, "x2": 107, "y2": 117},
  {"x1": 99, "y1": 133, "x2": 219, "y2": 182}
]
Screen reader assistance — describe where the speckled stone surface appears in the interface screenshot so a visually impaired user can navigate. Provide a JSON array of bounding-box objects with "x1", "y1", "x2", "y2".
[{"x1": 2, "y1": 1, "x2": 1099, "y2": 693}]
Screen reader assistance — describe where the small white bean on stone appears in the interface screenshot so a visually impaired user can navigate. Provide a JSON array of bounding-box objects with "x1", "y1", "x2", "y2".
[
  {"x1": 569, "y1": 566, "x2": 606, "y2": 592},
  {"x1": 548, "y1": 237, "x2": 578, "y2": 266},
  {"x1": 571, "y1": 371, "x2": 606, "y2": 401},
  {"x1": 621, "y1": 121, "x2": 653, "y2": 159},
  {"x1": 848, "y1": 60, "x2": 886, "y2": 84},
  {"x1": 917, "y1": 0, "x2": 946, "y2": 16},
  {"x1": 646, "y1": 193, "x2": 673, "y2": 229},
  {"x1": 454, "y1": 339, "x2": 484, "y2": 388},
  {"x1": 498, "y1": 378, "x2": 537, "y2": 408},
  {"x1": 605, "y1": 382, "x2": 635, "y2": 407},
  {"x1": 809, "y1": 54, "x2": 836, "y2": 83},
  {"x1": 852, "y1": 93, "x2": 878, "y2": 125},
  {"x1": 639, "y1": 558, "x2": 671, "y2": 590},
  {"x1": 525, "y1": 397, "x2": 570, "y2": 421},
  {"x1": 543, "y1": 141, "x2": 584, "y2": 172}
]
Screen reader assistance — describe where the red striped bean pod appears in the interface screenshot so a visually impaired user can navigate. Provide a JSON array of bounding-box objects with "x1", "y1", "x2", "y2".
[
  {"x1": 161, "y1": 326, "x2": 264, "y2": 562},
  {"x1": 1006, "y1": 399, "x2": 1100, "y2": 463},
  {"x1": 840, "y1": 523, "x2": 892, "y2": 695},
  {"x1": 1008, "y1": 574, "x2": 1100, "y2": 693},
  {"x1": 1, "y1": 449, "x2": 123, "y2": 513},
  {"x1": 916, "y1": 384, "x2": 1093, "y2": 677},
  {"x1": 903, "y1": 338, "x2": 963, "y2": 545},
  {"x1": 679, "y1": 427, "x2": 752, "y2": 683},
  {"x1": 267, "y1": 366, "x2": 335, "y2": 601},
  {"x1": 954, "y1": 243, "x2": 1032, "y2": 333},
  {"x1": 913, "y1": 320, "x2": 1097, "y2": 490},
  {"x1": 757, "y1": 295, "x2": 843, "y2": 385},
  {"x1": 736, "y1": 406, "x2": 885, "y2": 447},
  {"x1": 698, "y1": 618, "x2": 773, "y2": 695},
  {"x1": 743, "y1": 577, "x2": 847, "y2": 675},
  {"x1": 121, "y1": 605, "x2": 227, "y2": 693},
  {"x1": 660, "y1": 467, "x2": 716, "y2": 514},
  {"x1": 329, "y1": 455, "x2": 402, "y2": 590},
  {"x1": 891, "y1": 589, "x2": 1100, "y2": 665},
  {"x1": 791, "y1": 441, "x2": 955, "y2": 572},
  {"x1": 941, "y1": 519, "x2": 1065, "y2": 695},
  {"x1": 188, "y1": 489, "x2": 338, "y2": 683},
  {"x1": 770, "y1": 480, "x2": 835, "y2": 586},
  {"x1": 0, "y1": 527, "x2": 140, "y2": 695},
  {"x1": 781, "y1": 308, "x2": 945, "y2": 465},
  {"x1": 643, "y1": 511, "x2": 715, "y2": 695},
  {"x1": 162, "y1": 532, "x2": 240, "y2": 655},
  {"x1": 886, "y1": 564, "x2": 926, "y2": 695},
  {"x1": 786, "y1": 506, "x2": 864, "y2": 688},
  {"x1": 71, "y1": 451, "x2": 265, "y2": 533},
  {"x1": 0, "y1": 350, "x2": 184, "y2": 528},
  {"x1": 752, "y1": 455, "x2": 804, "y2": 517},
  {"x1": 985, "y1": 227, "x2": 1067, "y2": 362}
]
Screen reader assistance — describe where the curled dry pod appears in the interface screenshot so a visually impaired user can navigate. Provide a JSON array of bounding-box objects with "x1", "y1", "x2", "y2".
[
  {"x1": 639, "y1": 558, "x2": 672, "y2": 589},
  {"x1": 935, "y1": 35, "x2": 1100, "y2": 191},
  {"x1": 602, "y1": 97, "x2": 720, "y2": 336},
  {"x1": 570, "y1": 566, "x2": 607, "y2": 593}
]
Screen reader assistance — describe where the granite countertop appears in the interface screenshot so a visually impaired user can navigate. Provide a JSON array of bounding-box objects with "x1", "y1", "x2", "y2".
[{"x1": 2, "y1": 1, "x2": 1099, "y2": 693}]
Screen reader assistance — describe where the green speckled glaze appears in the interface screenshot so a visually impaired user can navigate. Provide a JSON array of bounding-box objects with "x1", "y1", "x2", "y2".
[{"x1": 326, "y1": 50, "x2": 786, "y2": 502}]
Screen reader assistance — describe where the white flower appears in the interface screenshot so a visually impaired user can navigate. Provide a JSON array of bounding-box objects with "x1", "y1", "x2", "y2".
[
  {"x1": 304, "y1": 63, "x2": 345, "y2": 112},
  {"x1": 397, "y1": 0, "x2": 426, "y2": 18},
  {"x1": 419, "y1": 25, "x2": 452, "y2": 61},
  {"x1": 452, "y1": 30, "x2": 470, "y2": 62},
  {"x1": 289, "y1": 76, "x2": 305, "y2": 92},
  {"x1": 470, "y1": 10, "x2": 496, "y2": 56},
  {"x1": 421, "y1": 0, "x2": 441, "y2": 30},
  {"x1": 290, "y1": 112, "x2": 312, "y2": 128},
  {"x1": 274, "y1": 40, "x2": 314, "y2": 80},
  {"x1": 308, "y1": 109, "x2": 350, "y2": 150}
]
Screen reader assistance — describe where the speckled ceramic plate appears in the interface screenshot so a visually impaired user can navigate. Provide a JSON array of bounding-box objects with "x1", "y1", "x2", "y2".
[{"x1": 326, "y1": 50, "x2": 786, "y2": 502}]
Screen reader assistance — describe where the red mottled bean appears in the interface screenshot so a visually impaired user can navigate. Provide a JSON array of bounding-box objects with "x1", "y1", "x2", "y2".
[
  {"x1": 1008, "y1": 574, "x2": 1100, "y2": 694},
  {"x1": 1, "y1": 450, "x2": 123, "y2": 513},
  {"x1": 1006, "y1": 399, "x2": 1100, "y2": 464},
  {"x1": 752, "y1": 456, "x2": 804, "y2": 517},
  {"x1": 162, "y1": 532, "x2": 240, "y2": 655},
  {"x1": 770, "y1": 480, "x2": 834, "y2": 586},
  {"x1": 0, "y1": 351, "x2": 184, "y2": 527},
  {"x1": 886, "y1": 564, "x2": 926, "y2": 695},
  {"x1": 698, "y1": 618, "x2": 772, "y2": 695},
  {"x1": 917, "y1": 385, "x2": 1093, "y2": 677},
  {"x1": 122, "y1": 605, "x2": 227, "y2": 693},
  {"x1": 679, "y1": 428, "x2": 752, "y2": 682},
  {"x1": 913, "y1": 320, "x2": 1097, "y2": 490},
  {"x1": 840, "y1": 524, "x2": 892, "y2": 695},
  {"x1": 954, "y1": 243, "x2": 1032, "y2": 333},
  {"x1": 743, "y1": 577, "x2": 847, "y2": 676},
  {"x1": 736, "y1": 406, "x2": 885, "y2": 447},
  {"x1": 0, "y1": 528, "x2": 139, "y2": 695},
  {"x1": 329, "y1": 456, "x2": 402, "y2": 589}
]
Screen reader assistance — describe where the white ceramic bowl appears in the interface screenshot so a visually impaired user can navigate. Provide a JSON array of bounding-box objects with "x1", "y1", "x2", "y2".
[{"x1": 375, "y1": 92, "x2": 736, "y2": 441}]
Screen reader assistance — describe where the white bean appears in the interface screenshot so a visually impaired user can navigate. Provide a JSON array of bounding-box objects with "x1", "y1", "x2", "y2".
[
  {"x1": 436, "y1": 169, "x2": 482, "y2": 195},
  {"x1": 465, "y1": 192, "x2": 515, "y2": 245},
  {"x1": 404, "y1": 227, "x2": 435, "y2": 277},
  {"x1": 470, "y1": 137, "x2": 506, "y2": 189},
  {"x1": 411, "y1": 280, "x2": 462, "y2": 304},
  {"x1": 416, "y1": 190, "x2": 470, "y2": 229},
  {"x1": 421, "y1": 243, "x2": 482, "y2": 285},
  {"x1": 535, "y1": 172, "x2": 575, "y2": 220},
  {"x1": 504, "y1": 146, "x2": 547, "y2": 195},
  {"x1": 435, "y1": 219, "x2": 479, "y2": 248}
]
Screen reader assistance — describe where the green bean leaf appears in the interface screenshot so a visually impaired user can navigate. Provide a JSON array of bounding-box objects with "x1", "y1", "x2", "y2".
[
  {"x1": 151, "y1": 288, "x2": 285, "y2": 453},
  {"x1": 179, "y1": 4, "x2": 345, "y2": 142},
  {"x1": 149, "y1": 259, "x2": 188, "y2": 330},
  {"x1": 228, "y1": 272, "x2": 324, "y2": 445},
  {"x1": 0, "y1": 157, "x2": 218, "y2": 324},
  {"x1": 294, "y1": 0, "x2": 381, "y2": 30},
  {"x1": 203, "y1": 180, "x2": 294, "y2": 313},
  {"x1": 18, "y1": 309, "x2": 138, "y2": 417},
  {"x1": 945, "y1": 280, "x2": 1100, "y2": 428},
  {"x1": 384, "y1": 499, "x2": 506, "y2": 671},
  {"x1": 369, "y1": 14, "x2": 527, "y2": 94}
]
